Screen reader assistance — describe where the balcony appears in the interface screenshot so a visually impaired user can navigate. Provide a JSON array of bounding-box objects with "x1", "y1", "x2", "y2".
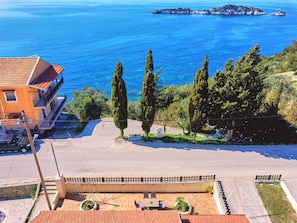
[
  {"x1": 34, "y1": 76, "x2": 64, "y2": 108},
  {"x1": 39, "y1": 96, "x2": 67, "y2": 130}
]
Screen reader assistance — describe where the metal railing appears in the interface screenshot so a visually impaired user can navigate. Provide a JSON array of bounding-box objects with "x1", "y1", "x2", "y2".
[
  {"x1": 254, "y1": 174, "x2": 282, "y2": 182},
  {"x1": 39, "y1": 96, "x2": 67, "y2": 129},
  {"x1": 64, "y1": 175, "x2": 216, "y2": 184},
  {"x1": 216, "y1": 180, "x2": 231, "y2": 215},
  {"x1": 34, "y1": 76, "x2": 64, "y2": 107}
]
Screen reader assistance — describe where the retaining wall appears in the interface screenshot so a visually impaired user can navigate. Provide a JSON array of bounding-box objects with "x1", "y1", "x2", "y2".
[
  {"x1": 64, "y1": 181, "x2": 213, "y2": 193},
  {"x1": 0, "y1": 183, "x2": 38, "y2": 199}
]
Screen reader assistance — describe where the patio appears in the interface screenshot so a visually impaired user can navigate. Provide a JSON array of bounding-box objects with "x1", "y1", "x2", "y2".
[{"x1": 56, "y1": 192, "x2": 218, "y2": 215}]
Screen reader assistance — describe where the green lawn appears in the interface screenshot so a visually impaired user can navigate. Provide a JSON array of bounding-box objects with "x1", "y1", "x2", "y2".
[
  {"x1": 256, "y1": 183, "x2": 297, "y2": 223},
  {"x1": 143, "y1": 133, "x2": 226, "y2": 144}
]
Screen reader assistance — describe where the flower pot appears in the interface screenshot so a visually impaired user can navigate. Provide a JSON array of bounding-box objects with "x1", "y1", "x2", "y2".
[
  {"x1": 79, "y1": 199, "x2": 98, "y2": 211},
  {"x1": 174, "y1": 201, "x2": 192, "y2": 215},
  {"x1": 179, "y1": 205, "x2": 192, "y2": 215}
]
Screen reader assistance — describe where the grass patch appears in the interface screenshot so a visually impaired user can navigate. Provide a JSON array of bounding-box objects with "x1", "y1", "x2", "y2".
[
  {"x1": 256, "y1": 182, "x2": 297, "y2": 223},
  {"x1": 142, "y1": 133, "x2": 226, "y2": 144}
]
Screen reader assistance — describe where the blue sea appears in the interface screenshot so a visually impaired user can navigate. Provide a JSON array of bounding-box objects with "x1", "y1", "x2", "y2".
[{"x1": 1, "y1": 1, "x2": 297, "y2": 101}]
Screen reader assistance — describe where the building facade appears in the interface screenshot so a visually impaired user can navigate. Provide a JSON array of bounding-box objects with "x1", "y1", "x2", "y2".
[{"x1": 0, "y1": 56, "x2": 66, "y2": 133}]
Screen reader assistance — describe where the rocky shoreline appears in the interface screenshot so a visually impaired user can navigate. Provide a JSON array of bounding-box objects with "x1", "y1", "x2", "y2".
[{"x1": 152, "y1": 4, "x2": 286, "y2": 16}]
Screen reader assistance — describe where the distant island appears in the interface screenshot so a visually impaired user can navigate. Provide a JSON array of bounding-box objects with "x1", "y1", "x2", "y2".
[
  {"x1": 270, "y1": 11, "x2": 287, "y2": 16},
  {"x1": 152, "y1": 4, "x2": 286, "y2": 16}
]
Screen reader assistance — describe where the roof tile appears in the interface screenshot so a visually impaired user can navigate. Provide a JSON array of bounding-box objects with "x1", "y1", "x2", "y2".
[
  {"x1": 0, "y1": 57, "x2": 38, "y2": 86},
  {"x1": 181, "y1": 214, "x2": 251, "y2": 223},
  {"x1": 30, "y1": 210, "x2": 181, "y2": 223},
  {"x1": 0, "y1": 57, "x2": 64, "y2": 90},
  {"x1": 29, "y1": 64, "x2": 64, "y2": 90}
]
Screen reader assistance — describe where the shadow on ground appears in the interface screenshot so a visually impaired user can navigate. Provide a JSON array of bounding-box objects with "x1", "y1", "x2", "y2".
[{"x1": 130, "y1": 139, "x2": 297, "y2": 161}]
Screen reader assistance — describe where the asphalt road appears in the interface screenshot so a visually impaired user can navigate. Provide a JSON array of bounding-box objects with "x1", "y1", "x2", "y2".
[{"x1": 1, "y1": 118, "x2": 297, "y2": 185}]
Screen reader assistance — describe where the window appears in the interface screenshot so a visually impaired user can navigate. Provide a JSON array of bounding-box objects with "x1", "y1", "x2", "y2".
[{"x1": 3, "y1": 90, "x2": 17, "y2": 102}]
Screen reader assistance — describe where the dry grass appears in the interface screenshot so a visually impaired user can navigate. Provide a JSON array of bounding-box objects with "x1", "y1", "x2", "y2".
[{"x1": 256, "y1": 183, "x2": 297, "y2": 223}]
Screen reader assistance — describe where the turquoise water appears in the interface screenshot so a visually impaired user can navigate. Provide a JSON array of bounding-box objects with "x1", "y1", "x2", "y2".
[{"x1": 0, "y1": 1, "x2": 297, "y2": 100}]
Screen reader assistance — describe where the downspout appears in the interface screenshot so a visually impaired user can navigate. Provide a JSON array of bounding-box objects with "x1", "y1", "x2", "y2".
[{"x1": 0, "y1": 99, "x2": 5, "y2": 119}]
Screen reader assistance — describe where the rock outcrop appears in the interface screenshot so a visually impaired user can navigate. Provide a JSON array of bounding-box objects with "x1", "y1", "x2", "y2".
[
  {"x1": 152, "y1": 8, "x2": 191, "y2": 15},
  {"x1": 270, "y1": 11, "x2": 287, "y2": 16}
]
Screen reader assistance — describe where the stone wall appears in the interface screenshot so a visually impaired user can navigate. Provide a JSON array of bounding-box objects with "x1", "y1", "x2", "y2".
[{"x1": 0, "y1": 183, "x2": 38, "y2": 199}]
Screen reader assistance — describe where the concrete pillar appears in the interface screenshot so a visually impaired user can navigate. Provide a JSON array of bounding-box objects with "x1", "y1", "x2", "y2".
[{"x1": 55, "y1": 173, "x2": 66, "y2": 198}]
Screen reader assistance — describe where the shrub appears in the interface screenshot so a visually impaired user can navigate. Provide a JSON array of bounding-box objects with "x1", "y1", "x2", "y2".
[{"x1": 173, "y1": 196, "x2": 189, "y2": 212}]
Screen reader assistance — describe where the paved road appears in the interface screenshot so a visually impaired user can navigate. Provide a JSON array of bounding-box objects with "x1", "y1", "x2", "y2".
[
  {"x1": 1, "y1": 118, "x2": 297, "y2": 184},
  {"x1": 1, "y1": 118, "x2": 297, "y2": 223}
]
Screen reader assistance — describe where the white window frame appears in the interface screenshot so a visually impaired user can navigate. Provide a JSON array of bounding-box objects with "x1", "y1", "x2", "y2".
[{"x1": 3, "y1": 90, "x2": 18, "y2": 102}]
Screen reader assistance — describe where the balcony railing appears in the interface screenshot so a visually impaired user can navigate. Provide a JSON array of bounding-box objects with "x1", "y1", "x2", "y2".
[
  {"x1": 39, "y1": 96, "x2": 67, "y2": 130},
  {"x1": 34, "y1": 76, "x2": 64, "y2": 108}
]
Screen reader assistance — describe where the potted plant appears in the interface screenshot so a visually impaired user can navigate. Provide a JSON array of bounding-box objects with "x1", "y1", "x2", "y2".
[
  {"x1": 30, "y1": 190, "x2": 36, "y2": 199},
  {"x1": 79, "y1": 199, "x2": 98, "y2": 211},
  {"x1": 207, "y1": 185, "x2": 214, "y2": 195},
  {"x1": 173, "y1": 196, "x2": 192, "y2": 215}
]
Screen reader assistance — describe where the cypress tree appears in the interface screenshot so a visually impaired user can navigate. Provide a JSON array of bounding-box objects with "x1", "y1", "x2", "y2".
[
  {"x1": 145, "y1": 49, "x2": 154, "y2": 73},
  {"x1": 189, "y1": 55, "x2": 209, "y2": 141},
  {"x1": 141, "y1": 50, "x2": 156, "y2": 139},
  {"x1": 111, "y1": 61, "x2": 128, "y2": 138}
]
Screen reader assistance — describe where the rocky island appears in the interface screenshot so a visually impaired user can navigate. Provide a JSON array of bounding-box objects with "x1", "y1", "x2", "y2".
[
  {"x1": 270, "y1": 11, "x2": 287, "y2": 16},
  {"x1": 152, "y1": 4, "x2": 267, "y2": 15}
]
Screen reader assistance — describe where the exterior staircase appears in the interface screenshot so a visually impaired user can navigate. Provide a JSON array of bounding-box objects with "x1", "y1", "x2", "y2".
[{"x1": 40, "y1": 179, "x2": 57, "y2": 195}]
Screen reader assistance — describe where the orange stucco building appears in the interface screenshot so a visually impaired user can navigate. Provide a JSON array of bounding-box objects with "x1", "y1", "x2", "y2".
[{"x1": 0, "y1": 56, "x2": 66, "y2": 133}]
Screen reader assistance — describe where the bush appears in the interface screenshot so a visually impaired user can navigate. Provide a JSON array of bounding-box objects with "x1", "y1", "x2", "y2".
[
  {"x1": 173, "y1": 197, "x2": 189, "y2": 212},
  {"x1": 64, "y1": 87, "x2": 111, "y2": 121}
]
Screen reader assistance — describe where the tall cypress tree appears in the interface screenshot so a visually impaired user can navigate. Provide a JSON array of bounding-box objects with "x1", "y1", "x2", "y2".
[
  {"x1": 111, "y1": 61, "x2": 128, "y2": 138},
  {"x1": 145, "y1": 49, "x2": 154, "y2": 73},
  {"x1": 189, "y1": 55, "x2": 209, "y2": 141},
  {"x1": 141, "y1": 50, "x2": 156, "y2": 139}
]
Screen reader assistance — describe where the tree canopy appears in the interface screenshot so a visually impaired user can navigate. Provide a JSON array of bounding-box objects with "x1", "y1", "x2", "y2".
[
  {"x1": 64, "y1": 87, "x2": 110, "y2": 121},
  {"x1": 209, "y1": 44, "x2": 267, "y2": 141},
  {"x1": 141, "y1": 50, "x2": 157, "y2": 139},
  {"x1": 64, "y1": 43, "x2": 297, "y2": 144},
  {"x1": 111, "y1": 61, "x2": 128, "y2": 138},
  {"x1": 189, "y1": 55, "x2": 209, "y2": 141}
]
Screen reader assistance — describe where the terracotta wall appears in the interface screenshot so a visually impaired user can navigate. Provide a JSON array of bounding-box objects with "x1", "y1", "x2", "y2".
[{"x1": 64, "y1": 181, "x2": 213, "y2": 193}]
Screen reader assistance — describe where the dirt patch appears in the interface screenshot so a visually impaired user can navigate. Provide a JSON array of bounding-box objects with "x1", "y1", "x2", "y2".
[{"x1": 57, "y1": 192, "x2": 218, "y2": 214}]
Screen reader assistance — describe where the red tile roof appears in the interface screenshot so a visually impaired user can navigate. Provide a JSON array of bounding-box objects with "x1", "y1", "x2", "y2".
[
  {"x1": 29, "y1": 64, "x2": 64, "y2": 90},
  {"x1": 181, "y1": 215, "x2": 251, "y2": 223},
  {"x1": 0, "y1": 57, "x2": 64, "y2": 90},
  {"x1": 30, "y1": 210, "x2": 182, "y2": 223},
  {"x1": 0, "y1": 57, "x2": 38, "y2": 86}
]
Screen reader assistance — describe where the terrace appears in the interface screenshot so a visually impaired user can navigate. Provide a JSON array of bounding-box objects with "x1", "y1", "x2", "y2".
[
  {"x1": 50, "y1": 175, "x2": 220, "y2": 215},
  {"x1": 57, "y1": 192, "x2": 218, "y2": 214}
]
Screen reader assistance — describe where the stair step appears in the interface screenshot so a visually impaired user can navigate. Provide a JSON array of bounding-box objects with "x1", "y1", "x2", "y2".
[
  {"x1": 44, "y1": 180, "x2": 55, "y2": 183},
  {"x1": 44, "y1": 181, "x2": 56, "y2": 185},
  {"x1": 39, "y1": 179, "x2": 58, "y2": 195},
  {"x1": 40, "y1": 191, "x2": 57, "y2": 195},
  {"x1": 45, "y1": 185, "x2": 57, "y2": 189}
]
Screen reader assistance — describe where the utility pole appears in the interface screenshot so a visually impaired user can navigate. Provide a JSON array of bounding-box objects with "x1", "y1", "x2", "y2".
[{"x1": 21, "y1": 110, "x2": 52, "y2": 210}]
